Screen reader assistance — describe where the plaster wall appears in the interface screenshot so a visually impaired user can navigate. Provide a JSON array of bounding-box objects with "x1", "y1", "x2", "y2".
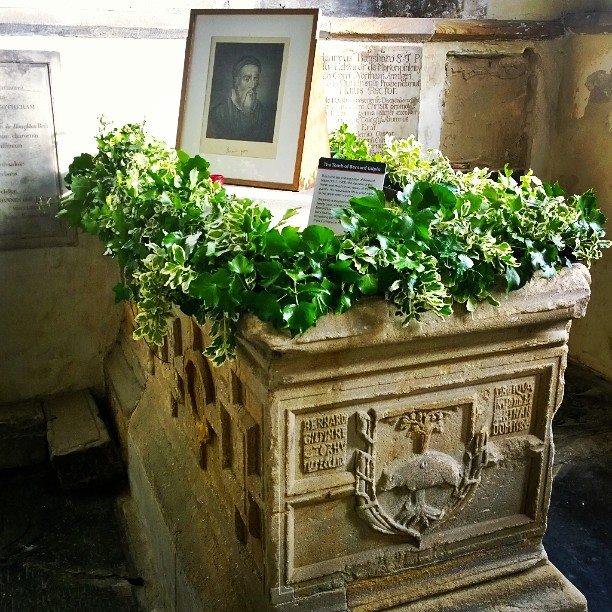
[
  {"x1": 0, "y1": 235, "x2": 120, "y2": 402},
  {"x1": 0, "y1": 33, "x2": 190, "y2": 403},
  {"x1": 552, "y1": 33, "x2": 612, "y2": 379}
]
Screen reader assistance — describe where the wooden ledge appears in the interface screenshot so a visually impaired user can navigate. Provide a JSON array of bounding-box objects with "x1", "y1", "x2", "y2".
[
  {"x1": 0, "y1": 10, "x2": 608, "y2": 41},
  {"x1": 319, "y1": 17, "x2": 565, "y2": 42}
]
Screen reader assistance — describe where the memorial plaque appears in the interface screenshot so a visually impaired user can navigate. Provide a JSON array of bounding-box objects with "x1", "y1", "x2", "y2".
[
  {"x1": 0, "y1": 50, "x2": 74, "y2": 249},
  {"x1": 321, "y1": 41, "x2": 422, "y2": 153}
]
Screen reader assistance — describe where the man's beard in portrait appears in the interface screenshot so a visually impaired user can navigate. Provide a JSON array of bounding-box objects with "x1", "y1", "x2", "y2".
[{"x1": 233, "y1": 87, "x2": 257, "y2": 112}]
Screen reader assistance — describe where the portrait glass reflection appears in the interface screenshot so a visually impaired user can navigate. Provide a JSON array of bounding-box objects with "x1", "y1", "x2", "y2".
[{"x1": 205, "y1": 41, "x2": 285, "y2": 144}]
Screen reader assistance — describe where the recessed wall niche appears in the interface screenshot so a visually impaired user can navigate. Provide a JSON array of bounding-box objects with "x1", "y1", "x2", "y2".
[{"x1": 440, "y1": 49, "x2": 537, "y2": 173}]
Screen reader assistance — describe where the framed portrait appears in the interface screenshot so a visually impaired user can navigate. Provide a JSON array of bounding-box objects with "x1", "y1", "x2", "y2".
[{"x1": 177, "y1": 9, "x2": 319, "y2": 190}]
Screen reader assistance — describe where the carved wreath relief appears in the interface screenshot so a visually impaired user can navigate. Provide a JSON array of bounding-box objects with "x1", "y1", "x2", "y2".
[{"x1": 355, "y1": 406, "x2": 490, "y2": 546}]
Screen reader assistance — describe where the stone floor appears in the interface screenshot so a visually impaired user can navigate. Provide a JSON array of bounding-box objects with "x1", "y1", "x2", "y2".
[
  {"x1": 543, "y1": 364, "x2": 612, "y2": 612},
  {"x1": 0, "y1": 362, "x2": 610, "y2": 611}
]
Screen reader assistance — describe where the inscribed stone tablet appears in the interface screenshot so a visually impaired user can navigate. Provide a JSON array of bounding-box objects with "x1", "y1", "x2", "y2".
[
  {"x1": 0, "y1": 50, "x2": 73, "y2": 249},
  {"x1": 321, "y1": 42, "x2": 422, "y2": 153}
]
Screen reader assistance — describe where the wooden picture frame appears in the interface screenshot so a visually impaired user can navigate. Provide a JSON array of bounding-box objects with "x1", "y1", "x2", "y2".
[{"x1": 177, "y1": 9, "x2": 319, "y2": 190}]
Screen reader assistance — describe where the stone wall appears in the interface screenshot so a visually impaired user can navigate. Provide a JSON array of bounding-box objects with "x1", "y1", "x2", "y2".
[
  {"x1": 552, "y1": 31, "x2": 612, "y2": 378},
  {"x1": 1, "y1": 3, "x2": 609, "y2": 411}
]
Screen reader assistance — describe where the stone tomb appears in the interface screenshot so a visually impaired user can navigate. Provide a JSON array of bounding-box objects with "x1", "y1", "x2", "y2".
[{"x1": 109, "y1": 265, "x2": 589, "y2": 610}]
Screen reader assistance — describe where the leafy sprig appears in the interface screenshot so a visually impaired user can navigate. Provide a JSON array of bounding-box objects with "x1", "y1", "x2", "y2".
[{"x1": 58, "y1": 122, "x2": 609, "y2": 364}]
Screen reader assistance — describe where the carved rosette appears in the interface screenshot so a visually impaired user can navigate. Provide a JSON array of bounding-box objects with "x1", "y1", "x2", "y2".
[{"x1": 355, "y1": 409, "x2": 490, "y2": 546}]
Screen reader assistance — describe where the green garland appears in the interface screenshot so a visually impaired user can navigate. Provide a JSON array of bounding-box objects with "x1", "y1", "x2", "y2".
[{"x1": 58, "y1": 122, "x2": 610, "y2": 364}]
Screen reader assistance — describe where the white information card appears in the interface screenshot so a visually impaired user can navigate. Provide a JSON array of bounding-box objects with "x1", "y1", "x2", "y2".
[{"x1": 308, "y1": 157, "x2": 386, "y2": 233}]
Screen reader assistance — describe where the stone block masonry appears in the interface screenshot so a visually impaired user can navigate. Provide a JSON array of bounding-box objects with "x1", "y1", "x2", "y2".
[
  {"x1": 44, "y1": 391, "x2": 122, "y2": 490},
  {"x1": 109, "y1": 265, "x2": 591, "y2": 610}
]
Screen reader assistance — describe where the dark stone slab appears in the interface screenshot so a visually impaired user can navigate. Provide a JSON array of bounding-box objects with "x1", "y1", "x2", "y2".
[
  {"x1": 44, "y1": 391, "x2": 123, "y2": 490},
  {"x1": 0, "y1": 400, "x2": 47, "y2": 469}
]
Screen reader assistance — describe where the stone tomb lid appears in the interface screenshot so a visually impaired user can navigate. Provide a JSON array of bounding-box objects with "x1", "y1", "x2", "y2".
[{"x1": 238, "y1": 264, "x2": 591, "y2": 353}]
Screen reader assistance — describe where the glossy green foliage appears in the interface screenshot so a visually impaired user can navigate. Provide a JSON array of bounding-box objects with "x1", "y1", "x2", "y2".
[{"x1": 59, "y1": 122, "x2": 609, "y2": 364}]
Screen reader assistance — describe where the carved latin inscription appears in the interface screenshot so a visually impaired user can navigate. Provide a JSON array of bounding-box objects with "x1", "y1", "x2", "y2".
[
  {"x1": 302, "y1": 414, "x2": 347, "y2": 473},
  {"x1": 492, "y1": 381, "x2": 534, "y2": 436}
]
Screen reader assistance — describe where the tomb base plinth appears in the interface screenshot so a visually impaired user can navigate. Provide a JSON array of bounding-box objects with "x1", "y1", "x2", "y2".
[{"x1": 108, "y1": 265, "x2": 591, "y2": 610}]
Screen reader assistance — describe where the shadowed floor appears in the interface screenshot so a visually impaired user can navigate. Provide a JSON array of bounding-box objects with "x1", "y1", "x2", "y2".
[
  {"x1": 0, "y1": 362, "x2": 609, "y2": 611},
  {"x1": 544, "y1": 364, "x2": 612, "y2": 612}
]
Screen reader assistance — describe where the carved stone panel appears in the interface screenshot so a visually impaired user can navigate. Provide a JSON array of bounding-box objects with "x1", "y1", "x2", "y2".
[
  {"x1": 286, "y1": 369, "x2": 552, "y2": 583},
  {"x1": 354, "y1": 403, "x2": 490, "y2": 546}
]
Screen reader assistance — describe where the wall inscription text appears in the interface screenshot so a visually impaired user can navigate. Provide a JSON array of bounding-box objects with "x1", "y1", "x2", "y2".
[
  {"x1": 321, "y1": 42, "x2": 422, "y2": 153},
  {"x1": 0, "y1": 51, "x2": 72, "y2": 249}
]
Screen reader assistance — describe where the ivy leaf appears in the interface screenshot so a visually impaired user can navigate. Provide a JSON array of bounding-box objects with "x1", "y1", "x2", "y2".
[
  {"x1": 337, "y1": 294, "x2": 352, "y2": 313},
  {"x1": 358, "y1": 273, "x2": 378, "y2": 295},
  {"x1": 256, "y1": 261, "x2": 283, "y2": 287},
  {"x1": 457, "y1": 254, "x2": 474, "y2": 271},
  {"x1": 302, "y1": 225, "x2": 337, "y2": 254},
  {"x1": 70, "y1": 175, "x2": 94, "y2": 201},
  {"x1": 530, "y1": 250, "x2": 547, "y2": 271},
  {"x1": 171, "y1": 244, "x2": 186, "y2": 265},
  {"x1": 56, "y1": 198, "x2": 84, "y2": 226},
  {"x1": 413, "y1": 209, "x2": 434, "y2": 240},
  {"x1": 329, "y1": 260, "x2": 361, "y2": 283},
  {"x1": 279, "y1": 208, "x2": 299, "y2": 224},
  {"x1": 248, "y1": 292, "x2": 283, "y2": 326},
  {"x1": 281, "y1": 226, "x2": 302, "y2": 253},
  {"x1": 188, "y1": 273, "x2": 219, "y2": 305},
  {"x1": 162, "y1": 232, "x2": 181, "y2": 246},
  {"x1": 283, "y1": 302, "x2": 317, "y2": 334},
  {"x1": 350, "y1": 190, "x2": 386, "y2": 213},
  {"x1": 228, "y1": 254, "x2": 254, "y2": 275},
  {"x1": 262, "y1": 230, "x2": 287, "y2": 257},
  {"x1": 176, "y1": 149, "x2": 190, "y2": 165},
  {"x1": 112, "y1": 282, "x2": 131, "y2": 303},
  {"x1": 65, "y1": 153, "x2": 94, "y2": 185},
  {"x1": 505, "y1": 265, "x2": 521, "y2": 292},
  {"x1": 184, "y1": 232, "x2": 202, "y2": 257}
]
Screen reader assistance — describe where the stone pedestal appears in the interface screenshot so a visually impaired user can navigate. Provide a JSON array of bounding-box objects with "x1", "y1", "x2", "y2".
[{"x1": 109, "y1": 265, "x2": 591, "y2": 610}]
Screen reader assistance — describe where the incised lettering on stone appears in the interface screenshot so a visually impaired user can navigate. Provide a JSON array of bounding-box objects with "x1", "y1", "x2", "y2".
[
  {"x1": 0, "y1": 50, "x2": 72, "y2": 249},
  {"x1": 321, "y1": 42, "x2": 422, "y2": 152},
  {"x1": 302, "y1": 412, "x2": 348, "y2": 473}
]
